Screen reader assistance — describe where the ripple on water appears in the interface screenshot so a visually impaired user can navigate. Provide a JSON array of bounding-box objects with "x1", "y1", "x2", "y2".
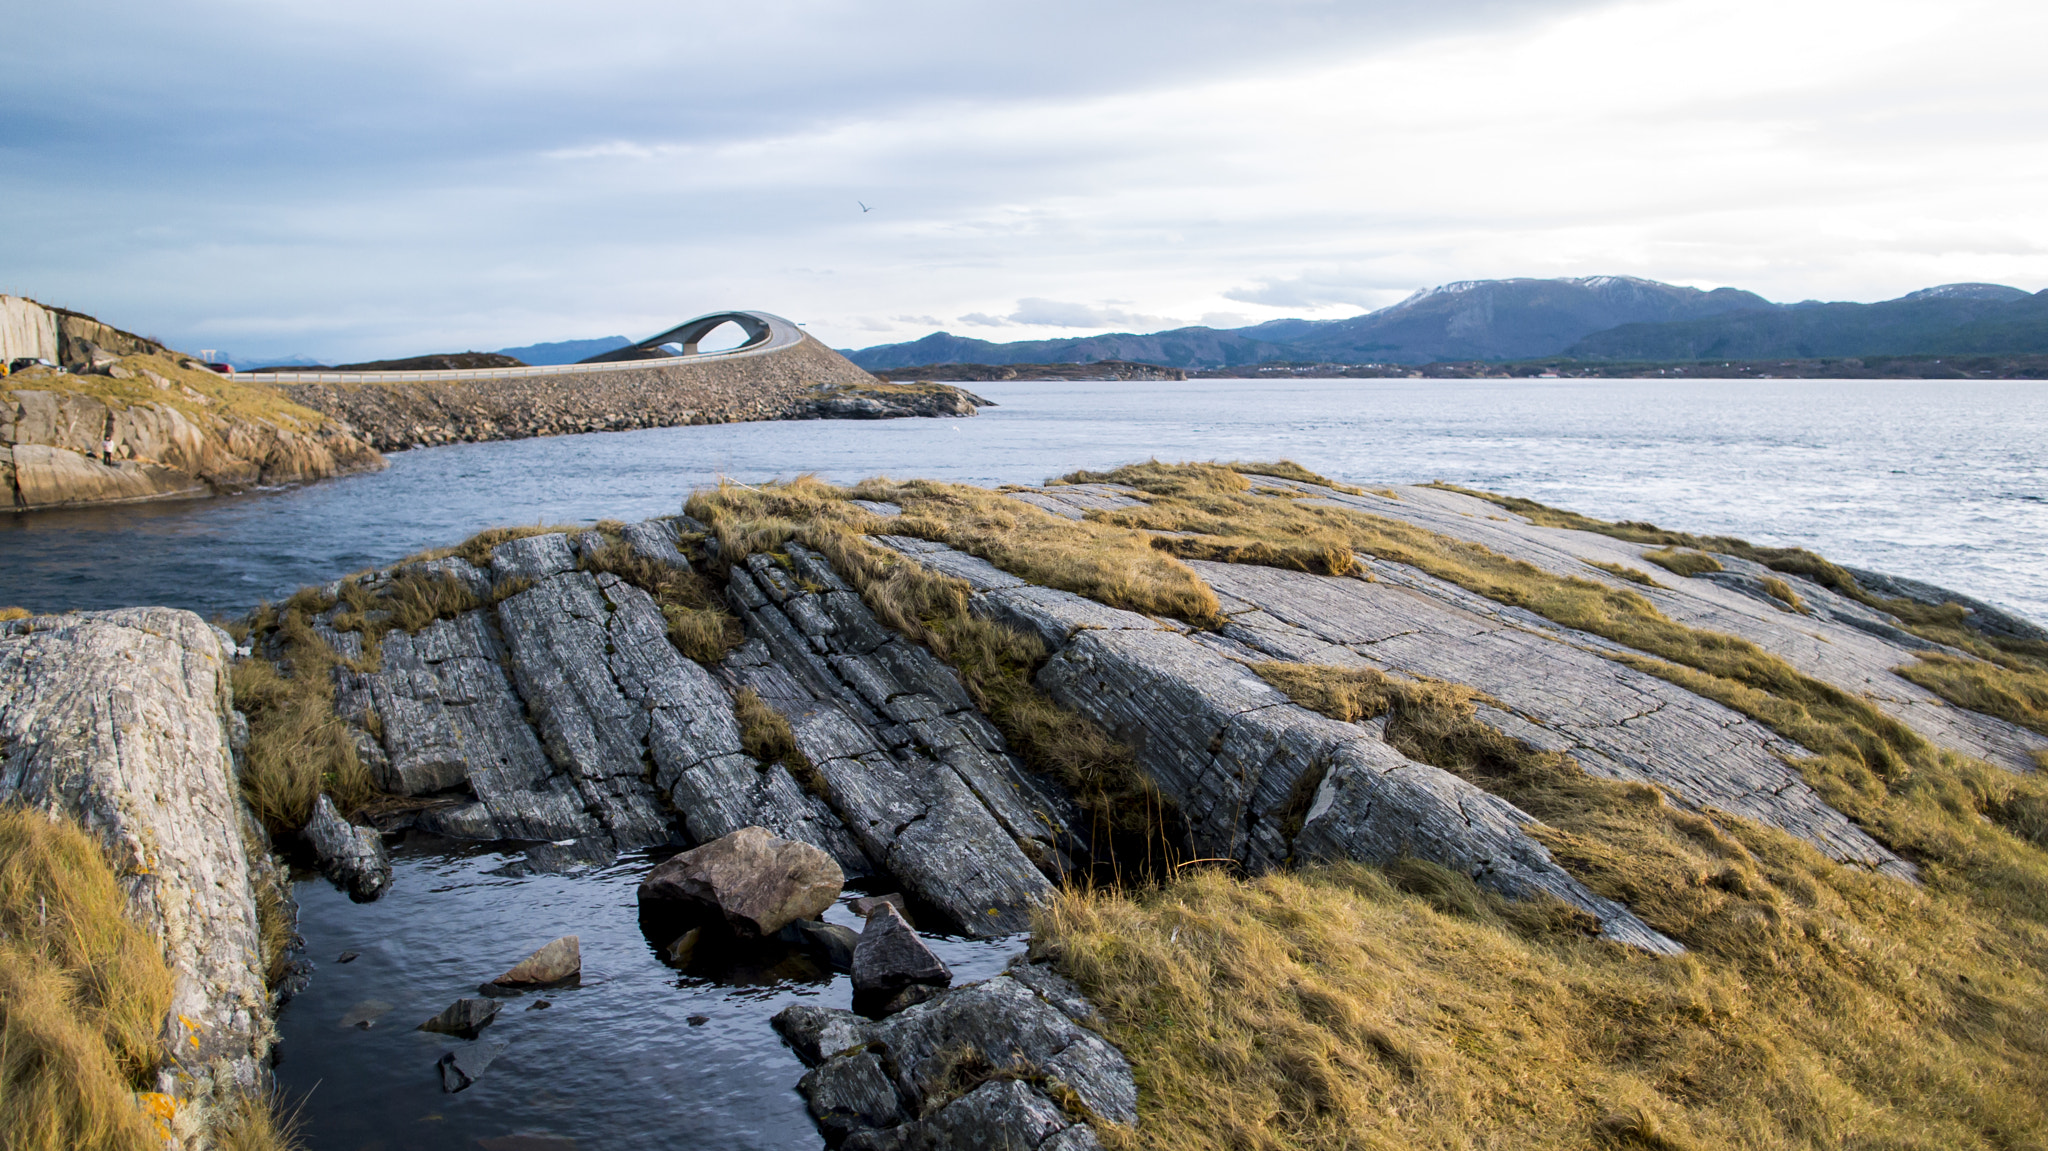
[{"x1": 275, "y1": 838, "x2": 1025, "y2": 1151}]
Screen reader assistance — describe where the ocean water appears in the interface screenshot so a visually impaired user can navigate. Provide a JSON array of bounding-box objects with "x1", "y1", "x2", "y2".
[{"x1": 3, "y1": 376, "x2": 2044, "y2": 622}]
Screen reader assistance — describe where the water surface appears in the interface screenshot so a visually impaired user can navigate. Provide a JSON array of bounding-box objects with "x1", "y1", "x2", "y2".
[{"x1": 3, "y1": 377, "x2": 2043, "y2": 621}]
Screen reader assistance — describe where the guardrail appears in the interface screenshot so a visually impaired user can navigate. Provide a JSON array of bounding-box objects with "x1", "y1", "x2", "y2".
[{"x1": 247, "y1": 310, "x2": 806, "y2": 384}]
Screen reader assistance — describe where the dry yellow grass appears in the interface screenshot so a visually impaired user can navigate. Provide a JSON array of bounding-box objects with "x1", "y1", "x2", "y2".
[
  {"x1": 1896, "y1": 653, "x2": 2048, "y2": 739},
  {"x1": 1759, "y1": 576, "x2": 1810, "y2": 613},
  {"x1": 1641, "y1": 547, "x2": 1724, "y2": 578},
  {"x1": 4, "y1": 351, "x2": 338, "y2": 432},
  {"x1": 231, "y1": 606, "x2": 374, "y2": 832},
  {"x1": 0, "y1": 606, "x2": 32, "y2": 622},
  {"x1": 1585, "y1": 560, "x2": 1664, "y2": 588},
  {"x1": 1035, "y1": 657, "x2": 2048, "y2": 1150},
  {"x1": 0, "y1": 807, "x2": 176, "y2": 1151}
]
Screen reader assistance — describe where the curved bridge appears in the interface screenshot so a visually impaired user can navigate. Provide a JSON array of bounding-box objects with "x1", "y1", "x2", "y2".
[{"x1": 251, "y1": 310, "x2": 808, "y2": 384}]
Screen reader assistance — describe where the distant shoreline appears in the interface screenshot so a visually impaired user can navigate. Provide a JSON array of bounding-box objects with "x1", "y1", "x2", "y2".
[{"x1": 877, "y1": 352, "x2": 2048, "y2": 382}]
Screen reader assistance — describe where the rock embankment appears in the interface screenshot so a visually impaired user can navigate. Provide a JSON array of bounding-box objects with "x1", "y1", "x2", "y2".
[
  {"x1": 0, "y1": 608, "x2": 279, "y2": 1134},
  {"x1": 281, "y1": 335, "x2": 888, "y2": 450}
]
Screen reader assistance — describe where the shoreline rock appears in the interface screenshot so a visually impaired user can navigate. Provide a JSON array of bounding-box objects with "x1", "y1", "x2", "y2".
[{"x1": 0, "y1": 607, "x2": 279, "y2": 1123}]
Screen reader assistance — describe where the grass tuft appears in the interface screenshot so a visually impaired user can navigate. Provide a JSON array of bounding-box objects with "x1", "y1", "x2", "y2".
[
  {"x1": 1641, "y1": 547, "x2": 1724, "y2": 578},
  {"x1": 0, "y1": 607, "x2": 31, "y2": 622},
  {"x1": 1586, "y1": 561, "x2": 1664, "y2": 588},
  {"x1": 1759, "y1": 576, "x2": 1809, "y2": 613},
  {"x1": 0, "y1": 806, "x2": 176, "y2": 1151},
  {"x1": 230, "y1": 614, "x2": 374, "y2": 832},
  {"x1": 1896, "y1": 653, "x2": 2048, "y2": 738}
]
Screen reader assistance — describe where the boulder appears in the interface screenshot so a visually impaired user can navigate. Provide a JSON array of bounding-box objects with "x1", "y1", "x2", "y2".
[
  {"x1": 303, "y1": 793, "x2": 392, "y2": 902},
  {"x1": 491, "y1": 935, "x2": 581, "y2": 987},
  {"x1": 638, "y1": 825, "x2": 844, "y2": 937},
  {"x1": 773, "y1": 1003, "x2": 872, "y2": 1065},
  {"x1": 851, "y1": 903, "x2": 951, "y2": 1009},
  {"x1": 419, "y1": 997, "x2": 503, "y2": 1039},
  {"x1": 438, "y1": 1038, "x2": 509, "y2": 1093}
]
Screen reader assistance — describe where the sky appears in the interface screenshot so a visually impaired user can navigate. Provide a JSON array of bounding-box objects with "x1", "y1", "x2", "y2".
[{"x1": 3, "y1": 0, "x2": 2044, "y2": 362}]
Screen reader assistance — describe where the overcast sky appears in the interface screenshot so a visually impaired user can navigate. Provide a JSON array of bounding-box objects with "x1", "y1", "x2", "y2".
[{"x1": 3, "y1": 0, "x2": 2043, "y2": 360}]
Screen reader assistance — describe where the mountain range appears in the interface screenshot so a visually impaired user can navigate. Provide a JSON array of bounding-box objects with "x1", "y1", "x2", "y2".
[{"x1": 840, "y1": 277, "x2": 2048, "y2": 369}]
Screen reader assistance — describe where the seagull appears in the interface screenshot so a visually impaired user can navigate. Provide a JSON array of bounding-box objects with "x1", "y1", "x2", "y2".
[{"x1": 858, "y1": 201, "x2": 873, "y2": 213}]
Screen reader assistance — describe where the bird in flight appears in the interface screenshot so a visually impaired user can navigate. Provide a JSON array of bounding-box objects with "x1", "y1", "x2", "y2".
[{"x1": 858, "y1": 201, "x2": 873, "y2": 213}]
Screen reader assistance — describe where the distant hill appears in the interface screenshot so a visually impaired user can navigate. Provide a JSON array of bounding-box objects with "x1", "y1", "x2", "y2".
[
  {"x1": 840, "y1": 328, "x2": 1293, "y2": 372},
  {"x1": 843, "y1": 276, "x2": 1776, "y2": 369},
  {"x1": 1567, "y1": 285, "x2": 2048, "y2": 360},
  {"x1": 846, "y1": 276, "x2": 2047, "y2": 370},
  {"x1": 496, "y1": 336, "x2": 632, "y2": 365},
  {"x1": 1271, "y1": 276, "x2": 1775, "y2": 363}
]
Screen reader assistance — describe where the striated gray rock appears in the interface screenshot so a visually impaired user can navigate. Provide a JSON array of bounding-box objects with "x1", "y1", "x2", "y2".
[
  {"x1": 637, "y1": 825, "x2": 844, "y2": 936},
  {"x1": 784, "y1": 967, "x2": 1135, "y2": 1149},
  {"x1": 852, "y1": 903, "x2": 952, "y2": 1010},
  {"x1": 1180, "y1": 557, "x2": 1913, "y2": 882},
  {"x1": 1251, "y1": 478, "x2": 2048, "y2": 774},
  {"x1": 0, "y1": 608, "x2": 273, "y2": 1099},
  {"x1": 720, "y1": 544, "x2": 1078, "y2": 935},
  {"x1": 878, "y1": 537, "x2": 1681, "y2": 953},
  {"x1": 331, "y1": 609, "x2": 596, "y2": 841},
  {"x1": 303, "y1": 793, "x2": 391, "y2": 901},
  {"x1": 776, "y1": 1003, "x2": 876, "y2": 1064}
]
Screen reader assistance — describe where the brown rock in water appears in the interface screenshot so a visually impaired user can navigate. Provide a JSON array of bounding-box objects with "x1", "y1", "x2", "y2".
[
  {"x1": 491, "y1": 935, "x2": 581, "y2": 987},
  {"x1": 638, "y1": 826, "x2": 843, "y2": 937}
]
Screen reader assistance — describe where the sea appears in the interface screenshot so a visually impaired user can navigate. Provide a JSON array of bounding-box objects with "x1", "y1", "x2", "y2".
[{"x1": 3, "y1": 376, "x2": 2044, "y2": 623}]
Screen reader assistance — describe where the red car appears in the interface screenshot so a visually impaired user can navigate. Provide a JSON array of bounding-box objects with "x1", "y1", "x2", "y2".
[{"x1": 203, "y1": 362, "x2": 235, "y2": 375}]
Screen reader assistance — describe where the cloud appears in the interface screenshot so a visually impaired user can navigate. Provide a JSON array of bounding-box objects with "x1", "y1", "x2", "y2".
[
  {"x1": 2, "y1": 0, "x2": 2043, "y2": 357},
  {"x1": 1200, "y1": 311, "x2": 1255, "y2": 328},
  {"x1": 1006, "y1": 299, "x2": 1182, "y2": 330},
  {"x1": 893, "y1": 314, "x2": 942, "y2": 325}
]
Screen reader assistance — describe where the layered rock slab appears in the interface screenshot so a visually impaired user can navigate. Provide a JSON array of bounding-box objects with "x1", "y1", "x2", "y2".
[
  {"x1": 876, "y1": 537, "x2": 1680, "y2": 953},
  {"x1": 1183, "y1": 557, "x2": 1914, "y2": 880},
  {"x1": 720, "y1": 544, "x2": 1080, "y2": 936},
  {"x1": 1254, "y1": 477, "x2": 2048, "y2": 773},
  {"x1": 0, "y1": 608, "x2": 271, "y2": 1095}
]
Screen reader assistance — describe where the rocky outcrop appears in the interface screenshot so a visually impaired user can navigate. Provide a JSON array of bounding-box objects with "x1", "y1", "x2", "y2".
[
  {"x1": 2, "y1": 382, "x2": 384, "y2": 511},
  {"x1": 318, "y1": 530, "x2": 1072, "y2": 938},
  {"x1": 1246, "y1": 478, "x2": 2048, "y2": 775},
  {"x1": 779, "y1": 961, "x2": 1136, "y2": 1149},
  {"x1": 719, "y1": 545, "x2": 1082, "y2": 935},
  {"x1": 0, "y1": 608, "x2": 274, "y2": 1103},
  {"x1": 281, "y1": 334, "x2": 881, "y2": 450},
  {"x1": 796, "y1": 383, "x2": 989, "y2": 419},
  {"x1": 877, "y1": 535, "x2": 1684, "y2": 954}
]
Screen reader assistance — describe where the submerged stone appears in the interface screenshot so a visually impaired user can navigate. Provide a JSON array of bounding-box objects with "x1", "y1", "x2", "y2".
[{"x1": 491, "y1": 935, "x2": 581, "y2": 987}]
